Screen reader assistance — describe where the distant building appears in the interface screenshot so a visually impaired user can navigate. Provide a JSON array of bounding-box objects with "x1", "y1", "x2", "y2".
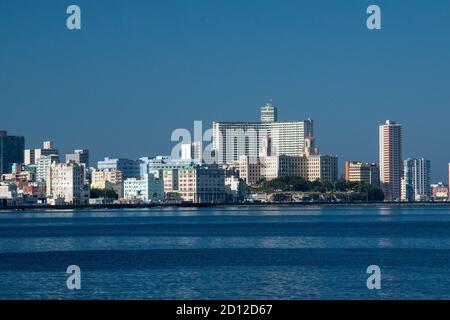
[
  {"x1": 402, "y1": 158, "x2": 431, "y2": 201},
  {"x1": 66, "y1": 149, "x2": 89, "y2": 167},
  {"x1": 123, "y1": 173, "x2": 164, "y2": 202},
  {"x1": 91, "y1": 169, "x2": 123, "y2": 187},
  {"x1": 431, "y1": 183, "x2": 448, "y2": 201},
  {"x1": 379, "y1": 120, "x2": 402, "y2": 201},
  {"x1": 0, "y1": 130, "x2": 25, "y2": 175},
  {"x1": 97, "y1": 157, "x2": 141, "y2": 179},
  {"x1": 306, "y1": 155, "x2": 339, "y2": 183},
  {"x1": 238, "y1": 136, "x2": 338, "y2": 185},
  {"x1": 225, "y1": 175, "x2": 245, "y2": 203},
  {"x1": 181, "y1": 142, "x2": 202, "y2": 164},
  {"x1": 162, "y1": 169, "x2": 179, "y2": 194},
  {"x1": 448, "y1": 163, "x2": 450, "y2": 196},
  {"x1": 345, "y1": 161, "x2": 380, "y2": 187},
  {"x1": 24, "y1": 140, "x2": 59, "y2": 165},
  {"x1": 212, "y1": 104, "x2": 313, "y2": 164},
  {"x1": 260, "y1": 101, "x2": 278, "y2": 122},
  {"x1": 0, "y1": 183, "x2": 22, "y2": 206},
  {"x1": 36, "y1": 154, "x2": 60, "y2": 183},
  {"x1": 140, "y1": 156, "x2": 193, "y2": 176},
  {"x1": 178, "y1": 165, "x2": 226, "y2": 204},
  {"x1": 48, "y1": 162, "x2": 89, "y2": 205},
  {"x1": 91, "y1": 168, "x2": 124, "y2": 198}
]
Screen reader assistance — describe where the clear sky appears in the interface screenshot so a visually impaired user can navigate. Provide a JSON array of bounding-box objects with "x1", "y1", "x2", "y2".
[{"x1": 1, "y1": 0, "x2": 449, "y2": 181}]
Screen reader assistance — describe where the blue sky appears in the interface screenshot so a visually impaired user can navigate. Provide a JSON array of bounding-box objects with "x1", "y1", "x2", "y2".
[{"x1": 1, "y1": 0, "x2": 449, "y2": 181}]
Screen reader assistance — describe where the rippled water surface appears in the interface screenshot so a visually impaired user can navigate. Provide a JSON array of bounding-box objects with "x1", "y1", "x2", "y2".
[{"x1": 0, "y1": 205, "x2": 449, "y2": 299}]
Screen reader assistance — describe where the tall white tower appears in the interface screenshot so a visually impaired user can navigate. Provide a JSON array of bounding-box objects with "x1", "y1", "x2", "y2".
[{"x1": 379, "y1": 120, "x2": 402, "y2": 201}]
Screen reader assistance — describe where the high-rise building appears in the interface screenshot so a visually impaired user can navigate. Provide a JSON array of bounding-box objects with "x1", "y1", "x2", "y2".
[
  {"x1": 403, "y1": 158, "x2": 431, "y2": 201},
  {"x1": 345, "y1": 161, "x2": 380, "y2": 187},
  {"x1": 379, "y1": 120, "x2": 402, "y2": 201},
  {"x1": 66, "y1": 149, "x2": 89, "y2": 167},
  {"x1": 212, "y1": 105, "x2": 313, "y2": 164},
  {"x1": 260, "y1": 101, "x2": 278, "y2": 122},
  {"x1": 24, "y1": 140, "x2": 59, "y2": 165},
  {"x1": 0, "y1": 130, "x2": 25, "y2": 175}
]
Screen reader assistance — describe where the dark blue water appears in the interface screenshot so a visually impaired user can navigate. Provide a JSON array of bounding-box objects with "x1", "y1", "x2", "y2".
[{"x1": 0, "y1": 205, "x2": 450, "y2": 299}]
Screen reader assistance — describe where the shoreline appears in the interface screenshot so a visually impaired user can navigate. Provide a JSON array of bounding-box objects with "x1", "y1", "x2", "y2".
[{"x1": 1, "y1": 201, "x2": 450, "y2": 211}]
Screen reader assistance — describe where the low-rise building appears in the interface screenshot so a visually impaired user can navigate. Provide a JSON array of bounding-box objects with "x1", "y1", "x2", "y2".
[
  {"x1": 431, "y1": 183, "x2": 449, "y2": 201},
  {"x1": 0, "y1": 183, "x2": 23, "y2": 206},
  {"x1": 238, "y1": 153, "x2": 338, "y2": 185}
]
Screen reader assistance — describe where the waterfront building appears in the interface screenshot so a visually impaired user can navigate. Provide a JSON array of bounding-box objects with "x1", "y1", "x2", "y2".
[
  {"x1": 177, "y1": 165, "x2": 226, "y2": 204},
  {"x1": 162, "y1": 169, "x2": 179, "y2": 194},
  {"x1": 403, "y1": 158, "x2": 431, "y2": 201},
  {"x1": 97, "y1": 157, "x2": 141, "y2": 179},
  {"x1": 0, "y1": 183, "x2": 23, "y2": 206},
  {"x1": 400, "y1": 177, "x2": 408, "y2": 202},
  {"x1": 66, "y1": 149, "x2": 89, "y2": 167},
  {"x1": 431, "y1": 182, "x2": 449, "y2": 201},
  {"x1": 0, "y1": 130, "x2": 25, "y2": 175},
  {"x1": 379, "y1": 120, "x2": 402, "y2": 201},
  {"x1": 212, "y1": 104, "x2": 313, "y2": 164},
  {"x1": 238, "y1": 153, "x2": 337, "y2": 185},
  {"x1": 48, "y1": 162, "x2": 89, "y2": 205},
  {"x1": 123, "y1": 173, "x2": 164, "y2": 203},
  {"x1": 24, "y1": 140, "x2": 59, "y2": 165},
  {"x1": 345, "y1": 161, "x2": 380, "y2": 187},
  {"x1": 21, "y1": 183, "x2": 47, "y2": 201},
  {"x1": 238, "y1": 136, "x2": 338, "y2": 185}
]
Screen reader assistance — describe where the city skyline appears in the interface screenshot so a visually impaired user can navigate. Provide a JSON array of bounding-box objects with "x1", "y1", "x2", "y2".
[
  {"x1": 3, "y1": 108, "x2": 449, "y2": 183},
  {"x1": 1, "y1": 0, "x2": 450, "y2": 181}
]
